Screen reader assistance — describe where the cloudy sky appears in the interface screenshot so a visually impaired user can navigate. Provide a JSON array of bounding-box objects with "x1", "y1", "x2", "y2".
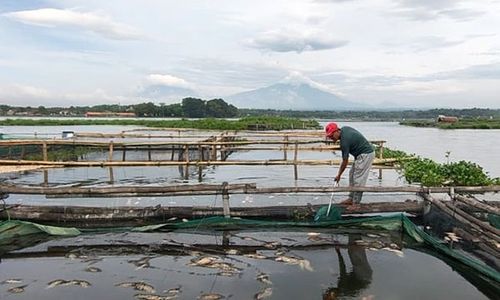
[{"x1": 1, "y1": 0, "x2": 499, "y2": 108}]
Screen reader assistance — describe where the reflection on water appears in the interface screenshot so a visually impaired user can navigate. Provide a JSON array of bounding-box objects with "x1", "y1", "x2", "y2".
[
  {"x1": 323, "y1": 234, "x2": 373, "y2": 300},
  {"x1": 0, "y1": 230, "x2": 493, "y2": 300}
]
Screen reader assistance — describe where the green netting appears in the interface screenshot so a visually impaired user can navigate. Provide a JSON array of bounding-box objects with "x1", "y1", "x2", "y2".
[
  {"x1": 0, "y1": 214, "x2": 498, "y2": 284},
  {"x1": 488, "y1": 213, "x2": 500, "y2": 229},
  {"x1": 0, "y1": 220, "x2": 80, "y2": 245},
  {"x1": 313, "y1": 205, "x2": 344, "y2": 222}
]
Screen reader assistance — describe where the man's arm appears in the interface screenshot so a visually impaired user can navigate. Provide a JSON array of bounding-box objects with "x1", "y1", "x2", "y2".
[{"x1": 335, "y1": 158, "x2": 349, "y2": 182}]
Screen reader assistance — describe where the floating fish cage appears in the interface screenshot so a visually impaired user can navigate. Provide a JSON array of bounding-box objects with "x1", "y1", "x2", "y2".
[{"x1": 1, "y1": 129, "x2": 499, "y2": 299}]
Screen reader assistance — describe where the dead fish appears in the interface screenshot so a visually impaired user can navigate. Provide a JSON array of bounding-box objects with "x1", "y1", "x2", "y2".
[
  {"x1": 66, "y1": 253, "x2": 79, "y2": 259},
  {"x1": 69, "y1": 280, "x2": 91, "y2": 288},
  {"x1": 198, "y1": 293, "x2": 225, "y2": 300},
  {"x1": 218, "y1": 271, "x2": 237, "y2": 277},
  {"x1": 116, "y1": 282, "x2": 137, "y2": 288},
  {"x1": 85, "y1": 266, "x2": 102, "y2": 273},
  {"x1": 225, "y1": 249, "x2": 240, "y2": 255},
  {"x1": 263, "y1": 241, "x2": 280, "y2": 249},
  {"x1": 210, "y1": 262, "x2": 240, "y2": 273},
  {"x1": 128, "y1": 257, "x2": 153, "y2": 269},
  {"x1": 189, "y1": 256, "x2": 219, "y2": 266},
  {"x1": 135, "y1": 294, "x2": 175, "y2": 300},
  {"x1": 47, "y1": 279, "x2": 70, "y2": 289},
  {"x1": 256, "y1": 273, "x2": 272, "y2": 285},
  {"x1": 116, "y1": 281, "x2": 155, "y2": 293},
  {"x1": 366, "y1": 233, "x2": 380, "y2": 238},
  {"x1": 182, "y1": 218, "x2": 189, "y2": 222},
  {"x1": 1, "y1": 279, "x2": 22, "y2": 284},
  {"x1": 389, "y1": 243, "x2": 399, "y2": 249},
  {"x1": 8, "y1": 285, "x2": 27, "y2": 293},
  {"x1": 134, "y1": 282, "x2": 156, "y2": 294},
  {"x1": 243, "y1": 253, "x2": 268, "y2": 260},
  {"x1": 307, "y1": 232, "x2": 320, "y2": 237},
  {"x1": 254, "y1": 287, "x2": 273, "y2": 299},
  {"x1": 164, "y1": 287, "x2": 181, "y2": 295},
  {"x1": 167, "y1": 217, "x2": 177, "y2": 222},
  {"x1": 381, "y1": 247, "x2": 404, "y2": 257},
  {"x1": 275, "y1": 255, "x2": 314, "y2": 272}
]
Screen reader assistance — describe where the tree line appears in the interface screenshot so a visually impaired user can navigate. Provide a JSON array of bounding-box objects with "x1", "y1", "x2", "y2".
[
  {"x1": 0, "y1": 98, "x2": 238, "y2": 118},
  {"x1": 1, "y1": 101, "x2": 499, "y2": 120}
]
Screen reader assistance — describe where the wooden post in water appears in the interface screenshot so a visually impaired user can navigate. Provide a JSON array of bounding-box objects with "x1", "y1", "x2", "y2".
[
  {"x1": 148, "y1": 145, "x2": 152, "y2": 161},
  {"x1": 20, "y1": 146, "x2": 25, "y2": 160},
  {"x1": 198, "y1": 145, "x2": 203, "y2": 182},
  {"x1": 212, "y1": 138, "x2": 217, "y2": 161},
  {"x1": 122, "y1": 146, "x2": 127, "y2": 161},
  {"x1": 43, "y1": 170, "x2": 48, "y2": 186},
  {"x1": 222, "y1": 182, "x2": 231, "y2": 218},
  {"x1": 184, "y1": 144, "x2": 189, "y2": 180},
  {"x1": 170, "y1": 146, "x2": 175, "y2": 161},
  {"x1": 108, "y1": 167, "x2": 114, "y2": 184},
  {"x1": 108, "y1": 141, "x2": 114, "y2": 161},
  {"x1": 294, "y1": 141, "x2": 299, "y2": 180},
  {"x1": 378, "y1": 142, "x2": 384, "y2": 179},
  {"x1": 283, "y1": 135, "x2": 288, "y2": 160},
  {"x1": 42, "y1": 142, "x2": 48, "y2": 161}
]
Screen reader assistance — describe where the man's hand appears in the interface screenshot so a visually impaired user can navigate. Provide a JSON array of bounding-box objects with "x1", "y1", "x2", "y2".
[{"x1": 334, "y1": 175, "x2": 341, "y2": 183}]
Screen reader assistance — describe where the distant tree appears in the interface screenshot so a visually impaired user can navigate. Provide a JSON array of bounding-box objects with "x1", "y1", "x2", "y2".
[
  {"x1": 206, "y1": 98, "x2": 238, "y2": 117},
  {"x1": 134, "y1": 102, "x2": 158, "y2": 117},
  {"x1": 181, "y1": 98, "x2": 206, "y2": 118}
]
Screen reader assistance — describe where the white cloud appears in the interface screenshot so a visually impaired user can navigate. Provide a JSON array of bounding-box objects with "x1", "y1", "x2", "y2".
[
  {"x1": 245, "y1": 29, "x2": 348, "y2": 53},
  {"x1": 147, "y1": 74, "x2": 191, "y2": 89},
  {"x1": 4, "y1": 8, "x2": 143, "y2": 40}
]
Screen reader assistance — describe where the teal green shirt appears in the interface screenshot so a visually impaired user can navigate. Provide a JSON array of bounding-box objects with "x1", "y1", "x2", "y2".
[{"x1": 339, "y1": 126, "x2": 374, "y2": 160}]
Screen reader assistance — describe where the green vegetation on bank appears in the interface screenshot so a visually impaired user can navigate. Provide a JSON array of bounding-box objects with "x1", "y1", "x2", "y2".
[
  {"x1": 378, "y1": 147, "x2": 500, "y2": 186},
  {"x1": 0, "y1": 116, "x2": 320, "y2": 131},
  {"x1": 400, "y1": 118, "x2": 500, "y2": 129}
]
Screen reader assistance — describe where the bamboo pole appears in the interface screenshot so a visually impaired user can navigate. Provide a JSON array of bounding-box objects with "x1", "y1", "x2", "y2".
[
  {"x1": 148, "y1": 145, "x2": 152, "y2": 161},
  {"x1": 2, "y1": 183, "x2": 500, "y2": 196},
  {"x1": 0, "y1": 158, "x2": 399, "y2": 168},
  {"x1": 198, "y1": 145, "x2": 203, "y2": 182},
  {"x1": 0, "y1": 202, "x2": 424, "y2": 224},
  {"x1": 42, "y1": 142, "x2": 48, "y2": 161},
  {"x1": 454, "y1": 194, "x2": 500, "y2": 215},
  {"x1": 421, "y1": 193, "x2": 500, "y2": 243},
  {"x1": 294, "y1": 141, "x2": 298, "y2": 180},
  {"x1": 184, "y1": 144, "x2": 189, "y2": 179},
  {"x1": 283, "y1": 135, "x2": 288, "y2": 160},
  {"x1": 0, "y1": 139, "x2": 386, "y2": 147},
  {"x1": 122, "y1": 146, "x2": 126, "y2": 161},
  {"x1": 379, "y1": 141, "x2": 384, "y2": 179},
  {"x1": 108, "y1": 141, "x2": 114, "y2": 161}
]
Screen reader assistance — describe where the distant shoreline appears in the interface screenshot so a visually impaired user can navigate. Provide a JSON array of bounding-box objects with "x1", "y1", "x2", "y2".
[{"x1": 400, "y1": 119, "x2": 500, "y2": 129}]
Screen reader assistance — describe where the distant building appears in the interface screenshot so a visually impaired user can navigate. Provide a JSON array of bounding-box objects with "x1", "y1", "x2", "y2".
[
  {"x1": 437, "y1": 115, "x2": 459, "y2": 123},
  {"x1": 85, "y1": 112, "x2": 136, "y2": 118}
]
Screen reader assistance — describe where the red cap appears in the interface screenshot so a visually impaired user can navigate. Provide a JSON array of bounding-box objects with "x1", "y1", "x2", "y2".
[{"x1": 325, "y1": 122, "x2": 338, "y2": 137}]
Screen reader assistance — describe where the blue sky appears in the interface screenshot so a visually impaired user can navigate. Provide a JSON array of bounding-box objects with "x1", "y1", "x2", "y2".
[{"x1": 1, "y1": 0, "x2": 499, "y2": 108}]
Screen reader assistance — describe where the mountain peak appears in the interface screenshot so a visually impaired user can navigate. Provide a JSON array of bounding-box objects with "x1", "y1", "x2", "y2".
[{"x1": 227, "y1": 75, "x2": 368, "y2": 110}]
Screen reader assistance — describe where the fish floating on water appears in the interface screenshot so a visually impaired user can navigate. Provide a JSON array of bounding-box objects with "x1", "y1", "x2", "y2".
[
  {"x1": 1, "y1": 279, "x2": 22, "y2": 284},
  {"x1": 189, "y1": 256, "x2": 241, "y2": 273},
  {"x1": 381, "y1": 247, "x2": 404, "y2": 257},
  {"x1": 85, "y1": 266, "x2": 102, "y2": 273},
  {"x1": 116, "y1": 281, "x2": 156, "y2": 294},
  {"x1": 134, "y1": 294, "x2": 177, "y2": 300},
  {"x1": 225, "y1": 249, "x2": 240, "y2": 255},
  {"x1": 444, "y1": 232, "x2": 461, "y2": 242},
  {"x1": 128, "y1": 256, "x2": 153, "y2": 269},
  {"x1": 46, "y1": 279, "x2": 91, "y2": 289},
  {"x1": 256, "y1": 273, "x2": 272, "y2": 285},
  {"x1": 197, "y1": 292, "x2": 225, "y2": 300},
  {"x1": 8, "y1": 285, "x2": 27, "y2": 293},
  {"x1": 243, "y1": 253, "x2": 268, "y2": 260},
  {"x1": 275, "y1": 255, "x2": 314, "y2": 272},
  {"x1": 254, "y1": 287, "x2": 273, "y2": 299}
]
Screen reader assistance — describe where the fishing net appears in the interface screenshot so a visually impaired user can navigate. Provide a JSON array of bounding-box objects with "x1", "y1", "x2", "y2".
[
  {"x1": 0, "y1": 213, "x2": 499, "y2": 286},
  {"x1": 313, "y1": 205, "x2": 344, "y2": 222},
  {"x1": 488, "y1": 213, "x2": 500, "y2": 229}
]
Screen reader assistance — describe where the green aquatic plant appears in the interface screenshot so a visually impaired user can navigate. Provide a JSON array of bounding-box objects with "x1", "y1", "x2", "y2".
[{"x1": 400, "y1": 157, "x2": 499, "y2": 186}]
